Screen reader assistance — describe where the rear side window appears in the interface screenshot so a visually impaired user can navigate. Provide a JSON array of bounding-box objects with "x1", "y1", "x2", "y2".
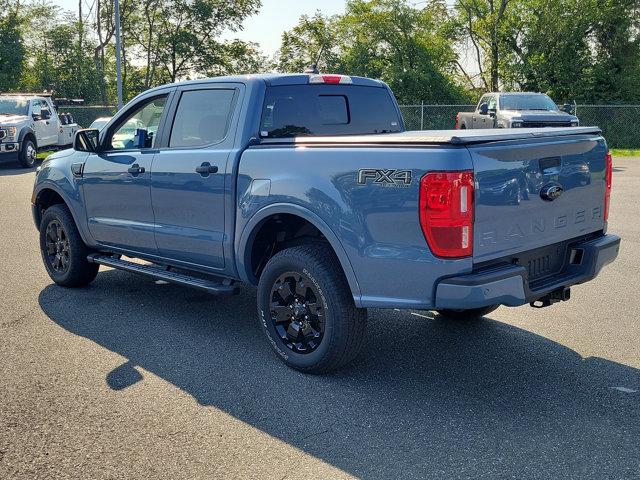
[
  {"x1": 260, "y1": 85, "x2": 401, "y2": 137},
  {"x1": 170, "y1": 89, "x2": 235, "y2": 148}
]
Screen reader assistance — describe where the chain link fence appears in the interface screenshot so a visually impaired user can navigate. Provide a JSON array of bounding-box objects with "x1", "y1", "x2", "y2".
[
  {"x1": 400, "y1": 103, "x2": 640, "y2": 149},
  {"x1": 63, "y1": 106, "x2": 117, "y2": 128},
  {"x1": 573, "y1": 105, "x2": 640, "y2": 149},
  {"x1": 64, "y1": 103, "x2": 639, "y2": 149}
]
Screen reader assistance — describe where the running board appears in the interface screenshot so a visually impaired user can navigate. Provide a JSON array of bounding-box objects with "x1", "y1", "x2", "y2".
[{"x1": 87, "y1": 254, "x2": 239, "y2": 296}]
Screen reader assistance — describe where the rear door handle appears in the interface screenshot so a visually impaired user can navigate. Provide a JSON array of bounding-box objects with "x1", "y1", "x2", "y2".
[
  {"x1": 127, "y1": 164, "x2": 145, "y2": 175},
  {"x1": 195, "y1": 162, "x2": 218, "y2": 176}
]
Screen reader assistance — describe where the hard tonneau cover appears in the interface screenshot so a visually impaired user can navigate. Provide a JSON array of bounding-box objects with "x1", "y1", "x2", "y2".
[{"x1": 264, "y1": 126, "x2": 601, "y2": 146}]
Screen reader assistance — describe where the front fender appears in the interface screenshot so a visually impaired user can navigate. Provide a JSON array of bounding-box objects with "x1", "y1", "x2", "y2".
[
  {"x1": 33, "y1": 152, "x2": 92, "y2": 245},
  {"x1": 235, "y1": 202, "x2": 363, "y2": 305},
  {"x1": 18, "y1": 126, "x2": 36, "y2": 147}
]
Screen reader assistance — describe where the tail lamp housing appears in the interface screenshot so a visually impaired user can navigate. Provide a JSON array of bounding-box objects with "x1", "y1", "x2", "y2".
[
  {"x1": 604, "y1": 151, "x2": 612, "y2": 221},
  {"x1": 419, "y1": 171, "x2": 474, "y2": 258}
]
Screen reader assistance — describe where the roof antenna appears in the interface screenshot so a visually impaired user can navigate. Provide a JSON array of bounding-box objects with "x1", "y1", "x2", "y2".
[{"x1": 304, "y1": 44, "x2": 325, "y2": 74}]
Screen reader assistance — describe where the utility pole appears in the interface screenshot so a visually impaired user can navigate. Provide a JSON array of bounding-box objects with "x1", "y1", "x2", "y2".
[{"x1": 114, "y1": 0, "x2": 123, "y2": 109}]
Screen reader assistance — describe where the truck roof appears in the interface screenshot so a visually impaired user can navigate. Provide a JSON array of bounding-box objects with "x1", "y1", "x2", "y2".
[
  {"x1": 142, "y1": 73, "x2": 387, "y2": 96},
  {"x1": 0, "y1": 92, "x2": 52, "y2": 98},
  {"x1": 487, "y1": 92, "x2": 550, "y2": 96}
]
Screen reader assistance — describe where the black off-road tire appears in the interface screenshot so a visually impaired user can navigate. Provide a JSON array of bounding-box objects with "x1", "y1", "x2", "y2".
[
  {"x1": 18, "y1": 138, "x2": 37, "y2": 168},
  {"x1": 39, "y1": 204, "x2": 99, "y2": 287},
  {"x1": 257, "y1": 244, "x2": 367, "y2": 374},
  {"x1": 435, "y1": 305, "x2": 499, "y2": 320}
]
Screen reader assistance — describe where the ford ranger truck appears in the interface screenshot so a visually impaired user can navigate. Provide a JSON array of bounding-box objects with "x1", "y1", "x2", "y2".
[
  {"x1": 31, "y1": 74, "x2": 620, "y2": 373},
  {"x1": 456, "y1": 92, "x2": 579, "y2": 130},
  {"x1": 0, "y1": 93, "x2": 79, "y2": 168}
]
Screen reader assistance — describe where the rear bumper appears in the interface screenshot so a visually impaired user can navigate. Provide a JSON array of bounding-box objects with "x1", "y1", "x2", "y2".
[{"x1": 434, "y1": 234, "x2": 620, "y2": 309}]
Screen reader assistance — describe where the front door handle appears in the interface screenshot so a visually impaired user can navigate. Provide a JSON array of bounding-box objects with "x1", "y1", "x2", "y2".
[
  {"x1": 195, "y1": 162, "x2": 218, "y2": 176},
  {"x1": 127, "y1": 164, "x2": 145, "y2": 175}
]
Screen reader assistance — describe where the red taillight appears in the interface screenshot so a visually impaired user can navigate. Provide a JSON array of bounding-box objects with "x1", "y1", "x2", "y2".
[
  {"x1": 454, "y1": 113, "x2": 460, "y2": 129},
  {"x1": 419, "y1": 171, "x2": 474, "y2": 258},
  {"x1": 604, "y1": 151, "x2": 612, "y2": 221}
]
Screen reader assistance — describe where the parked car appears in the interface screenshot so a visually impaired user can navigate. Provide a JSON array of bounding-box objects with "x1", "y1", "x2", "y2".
[
  {"x1": 31, "y1": 73, "x2": 619, "y2": 373},
  {"x1": 89, "y1": 117, "x2": 112, "y2": 131},
  {"x1": 456, "y1": 92, "x2": 579, "y2": 129},
  {"x1": 0, "y1": 93, "x2": 79, "y2": 167}
]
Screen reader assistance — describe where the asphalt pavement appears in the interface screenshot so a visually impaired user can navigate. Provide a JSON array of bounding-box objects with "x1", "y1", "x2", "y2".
[{"x1": 0, "y1": 156, "x2": 638, "y2": 479}]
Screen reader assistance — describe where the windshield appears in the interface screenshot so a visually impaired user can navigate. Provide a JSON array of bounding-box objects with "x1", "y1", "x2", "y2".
[
  {"x1": 500, "y1": 94, "x2": 558, "y2": 111},
  {"x1": 0, "y1": 98, "x2": 29, "y2": 116}
]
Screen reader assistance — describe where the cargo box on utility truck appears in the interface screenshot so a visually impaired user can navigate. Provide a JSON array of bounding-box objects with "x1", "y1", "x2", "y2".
[{"x1": 32, "y1": 73, "x2": 619, "y2": 373}]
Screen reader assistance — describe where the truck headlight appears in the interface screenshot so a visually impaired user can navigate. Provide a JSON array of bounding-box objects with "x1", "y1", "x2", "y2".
[
  {"x1": 6, "y1": 126, "x2": 16, "y2": 139},
  {"x1": 571, "y1": 120, "x2": 579, "y2": 126},
  {"x1": 511, "y1": 121, "x2": 523, "y2": 128}
]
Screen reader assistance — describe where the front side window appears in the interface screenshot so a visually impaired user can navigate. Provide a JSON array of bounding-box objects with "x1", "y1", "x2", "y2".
[
  {"x1": 31, "y1": 100, "x2": 42, "y2": 116},
  {"x1": 108, "y1": 95, "x2": 167, "y2": 150},
  {"x1": 487, "y1": 96, "x2": 498, "y2": 111},
  {"x1": 169, "y1": 89, "x2": 236, "y2": 148}
]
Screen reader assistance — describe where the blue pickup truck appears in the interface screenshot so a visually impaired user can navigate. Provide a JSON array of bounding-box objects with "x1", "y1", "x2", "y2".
[{"x1": 32, "y1": 73, "x2": 620, "y2": 373}]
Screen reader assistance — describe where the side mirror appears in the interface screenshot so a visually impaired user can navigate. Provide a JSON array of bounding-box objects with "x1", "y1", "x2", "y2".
[
  {"x1": 74, "y1": 129, "x2": 100, "y2": 152},
  {"x1": 479, "y1": 103, "x2": 489, "y2": 115},
  {"x1": 562, "y1": 103, "x2": 573, "y2": 114},
  {"x1": 32, "y1": 113, "x2": 41, "y2": 121}
]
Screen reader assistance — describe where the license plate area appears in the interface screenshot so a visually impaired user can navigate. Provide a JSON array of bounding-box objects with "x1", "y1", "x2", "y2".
[{"x1": 517, "y1": 243, "x2": 568, "y2": 283}]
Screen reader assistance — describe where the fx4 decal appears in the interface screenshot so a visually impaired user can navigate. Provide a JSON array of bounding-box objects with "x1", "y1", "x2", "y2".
[{"x1": 357, "y1": 168, "x2": 412, "y2": 187}]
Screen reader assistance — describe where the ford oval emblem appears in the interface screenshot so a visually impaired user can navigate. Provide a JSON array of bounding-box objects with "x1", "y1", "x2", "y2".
[{"x1": 540, "y1": 183, "x2": 564, "y2": 201}]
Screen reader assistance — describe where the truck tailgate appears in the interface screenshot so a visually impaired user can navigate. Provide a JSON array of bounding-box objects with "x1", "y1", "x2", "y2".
[{"x1": 470, "y1": 133, "x2": 607, "y2": 263}]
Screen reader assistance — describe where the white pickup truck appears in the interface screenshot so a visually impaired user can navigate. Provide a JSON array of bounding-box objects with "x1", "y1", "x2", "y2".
[{"x1": 0, "y1": 94, "x2": 79, "y2": 168}]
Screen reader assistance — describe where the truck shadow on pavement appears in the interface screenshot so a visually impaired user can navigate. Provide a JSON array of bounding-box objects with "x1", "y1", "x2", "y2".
[{"x1": 39, "y1": 270, "x2": 639, "y2": 479}]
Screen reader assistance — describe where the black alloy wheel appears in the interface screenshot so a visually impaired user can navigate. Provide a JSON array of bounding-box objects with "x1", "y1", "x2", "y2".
[
  {"x1": 44, "y1": 219, "x2": 70, "y2": 274},
  {"x1": 257, "y1": 244, "x2": 367, "y2": 373},
  {"x1": 270, "y1": 271, "x2": 325, "y2": 354},
  {"x1": 39, "y1": 204, "x2": 99, "y2": 287}
]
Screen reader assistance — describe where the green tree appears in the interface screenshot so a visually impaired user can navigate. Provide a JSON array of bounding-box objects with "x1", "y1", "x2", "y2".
[
  {"x1": 19, "y1": 4, "x2": 103, "y2": 102},
  {"x1": 496, "y1": 0, "x2": 640, "y2": 102},
  {"x1": 587, "y1": 0, "x2": 640, "y2": 102},
  {"x1": 0, "y1": 1, "x2": 26, "y2": 91},
  {"x1": 338, "y1": 0, "x2": 468, "y2": 103},
  {"x1": 498, "y1": 0, "x2": 593, "y2": 101},
  {"x1": 277, "y1": 1, "x2": 469, "y2": 104},
  {"x1": 453, "y1": 0, "x2": 514, "y2": 91},
  {"x1": 277, "y1": 12, "x2": 342, "y2": 72},
  {"x1": 148, "y1": 0, "x2": 261, "y2": 82}
]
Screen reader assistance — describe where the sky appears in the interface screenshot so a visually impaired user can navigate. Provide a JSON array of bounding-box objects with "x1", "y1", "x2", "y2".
[
  {"x1": 57, "y1": 0, "x2": 348, "y2": 56},
  {"x1": 56, "y1": 0, "x2": 476, "y2": 74}
]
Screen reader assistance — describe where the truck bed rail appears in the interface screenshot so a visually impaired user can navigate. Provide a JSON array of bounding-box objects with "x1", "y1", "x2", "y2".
[{"x1": 258, "y1": 127, "x2": 602, "y2": 147}]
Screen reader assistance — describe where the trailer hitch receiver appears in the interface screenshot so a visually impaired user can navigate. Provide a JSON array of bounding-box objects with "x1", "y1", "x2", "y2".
[{"x1": 530, "y1": 287, "x2": 571, "y2": 308}]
